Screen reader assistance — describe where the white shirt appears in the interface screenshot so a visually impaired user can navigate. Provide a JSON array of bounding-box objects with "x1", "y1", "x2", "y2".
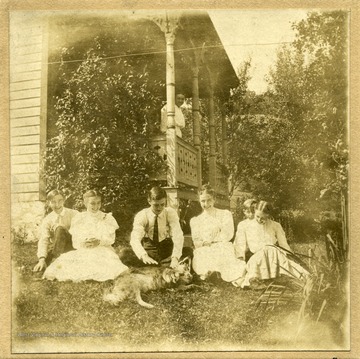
[
  {"x1": 37, "y1": 207, "x2": 78, "y2": 258},
  {"x1": 160, "y1": 105, "x2": 185, "y2": 137},
  {"x1": 130, "y1": 207, "x2": 184, "y2": 259}
]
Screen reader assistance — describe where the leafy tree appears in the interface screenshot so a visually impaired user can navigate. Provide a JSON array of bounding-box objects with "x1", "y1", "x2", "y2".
[
  {"x1": 268, "y1": 11, "x2": 348, "y2": 214},
  {"x1": 228, "y1": 11, "x2": 348, "y2": 221},
  {"x1": 228, "y1": 114, "x2": 304, "y2": 211},
  {"x1": 47, "y1": 15, "x2": 166, "y2": 138}
]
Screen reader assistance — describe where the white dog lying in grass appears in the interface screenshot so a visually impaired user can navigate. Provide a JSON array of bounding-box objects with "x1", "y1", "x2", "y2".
[{"x1": 103, "y1": 257, "x2": 194, "y2": 308}]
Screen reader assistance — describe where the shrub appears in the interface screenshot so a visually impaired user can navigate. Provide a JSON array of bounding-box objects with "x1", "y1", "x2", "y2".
[
  {"x1": 278, "y1": 211, "x2": 322, "y2": 243},
  {"x1": 255, "y1": 225, "x2": 348, "y2": 346}
]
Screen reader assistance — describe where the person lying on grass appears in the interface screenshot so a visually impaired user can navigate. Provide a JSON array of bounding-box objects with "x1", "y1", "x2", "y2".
[
  {"x1": 43, "y1": 189, "x2": 128, "y2": 282},
  {"x1": 33, "y1": 189, "x2": 78, "y2": 272},
  {"x1": 190, "y1": 184, "x2": 246, "y2": 284},
  {"x1": 233, "y1": 200, "x2": 309, "y2": 288}
]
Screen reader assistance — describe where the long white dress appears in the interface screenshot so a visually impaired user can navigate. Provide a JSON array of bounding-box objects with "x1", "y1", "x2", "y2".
[
  {"x1": 190, "y1": 209, "x2": 246, "y2": 282},
  {"x1": 234, "y1": 219, "x2": 308, "y2": 287},
  {"x1": 43, "y1": 211, "x2": 128, "y2": 282}
]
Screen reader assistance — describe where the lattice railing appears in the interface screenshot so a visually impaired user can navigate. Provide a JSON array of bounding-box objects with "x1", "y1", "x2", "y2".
[
  {"x1": 176, "y1": 137, "x2": 198, "y2": 187},
  {"x1": 150, "y1": 135, "x2": 198, "y2": 188},
  {"x1": 150, "y1": 135, "x2": 229, "y2": 207}
]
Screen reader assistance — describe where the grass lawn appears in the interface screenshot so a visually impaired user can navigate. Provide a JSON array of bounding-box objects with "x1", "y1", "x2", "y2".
[{"x1": 11, "y1": 238, "x2": 346, "y2": 353}]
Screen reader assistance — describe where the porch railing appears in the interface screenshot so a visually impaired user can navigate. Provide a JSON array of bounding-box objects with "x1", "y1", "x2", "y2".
[
  {"x1": 176, "y1": 137, "x2": 198, "y2": 187},
  {"x1": 150, "y1": 136, "x2": 228, "y2": 201},
  {"x1": 150, "y1": 135, "x2": 198, "y2": 188}
]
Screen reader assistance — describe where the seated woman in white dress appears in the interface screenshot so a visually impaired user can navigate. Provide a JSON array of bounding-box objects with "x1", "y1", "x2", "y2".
[
  {"x1": 43, "y1": 190, "x2": 128, "y2": 282},
  {"x1": 233, "y1": 200, "x2": 309, "y2": 288},
  {"x1": 190, "y1": 184, "x2": 246, "y2": 283}
]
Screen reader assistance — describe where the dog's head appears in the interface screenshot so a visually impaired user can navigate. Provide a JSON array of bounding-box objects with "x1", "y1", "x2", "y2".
[
  {"x1": 177, "y1": 257, "x2": 193, "y2": 284},
  {"x1": 161, "y1": 257, "x2": 193, "y2": 285}
]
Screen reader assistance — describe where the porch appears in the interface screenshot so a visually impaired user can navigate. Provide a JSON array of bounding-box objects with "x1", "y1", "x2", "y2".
[
  {"x1": 9, "y1": 10, "x2": 238, "y2": 231},
  {"x1": 146, "y1": 11, "x2": 237, "y2": 210}
]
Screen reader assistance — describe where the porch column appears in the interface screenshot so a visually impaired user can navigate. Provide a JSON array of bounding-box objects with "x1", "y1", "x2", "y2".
[
  {"x1": 221, "y1": 104, "x2": 229, "y2": 197},
  {"x1": 191, "y1": 65, "x2": 202, "y2": 190},
  {"x1": 164, "y1": 31, "x2": 177, "y2": 175},
  {"x1": 208, "y1": 88, "x2": 216, "y2": 189},
  {"x1": 221, "y1": 104, "x2": 228, "y2": 167},
  {"x1": 153, "y1": 13, "x2": 180, "y2": 209},
  {"x1": 164, "y1": 30, "x2": 178, "y2": 208}
]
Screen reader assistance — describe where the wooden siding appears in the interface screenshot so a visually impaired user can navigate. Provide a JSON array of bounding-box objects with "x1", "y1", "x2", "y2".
[
  {"x1": 10, "y1": 79, "x2": 42, "y2": 92},
  {"x1": 11, "y1": 173, "x2": 40, "y2": 184},
  {"x1": 10, "y1": 15, "x2": 47, "y2": 203},
  {"x1": 12, "y1": 153, "x2": 40, "y2": 165},
  {"x1": 12, "y1": 193, "x2": 41, "y2": 203},
  {"x1": 11, "y1": 125, "x2": 40, "y2": 137}
]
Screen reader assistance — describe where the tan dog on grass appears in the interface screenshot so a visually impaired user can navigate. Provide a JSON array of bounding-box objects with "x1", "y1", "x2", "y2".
[{"x1": 103, "y1": 257, "x2": 194, "y2": 308}]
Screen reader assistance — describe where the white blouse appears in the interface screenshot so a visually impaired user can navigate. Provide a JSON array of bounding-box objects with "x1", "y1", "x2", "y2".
[
  {"x1": 190, "y1": 208, "x2": 234, "y2": 248},
  {"x1": 69, "y1": 211, "x2": 119, "y2": 249},
  {"x1": 234, "y1": 218, "x2": 291, "y2": 258}
]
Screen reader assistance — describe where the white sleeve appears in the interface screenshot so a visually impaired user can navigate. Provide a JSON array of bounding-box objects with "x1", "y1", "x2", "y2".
[
  {"x1": 69, "y1": 213, "x2": 85, "y2": 249},
  {"x1": 275, "y1": 221, "x2": 291, "y2": 251},
  {"x1": 233, "y1": 221, "x2": 247, "y2": 259},
  {"x1": 37, "y1": 215, "x2": 52, "y2": 258},
  {"x1": 130, "y1": 211, "x2": 148, "y2": 259},
  {"x1": 99, "y1": 213, "x2": 119, "y2": 246},
  {"x1": 190, "y1": 216, "x2": 203, "y2": 248},
  {"x1": 167, "y1": 208, "x2": 184, "y2": 259},
  {"x1": 175, "y1": 106, "x2": 185, "y2": 129},
  {"x1": 217, "y1": 210, "x2": 234, "y2": 242}
]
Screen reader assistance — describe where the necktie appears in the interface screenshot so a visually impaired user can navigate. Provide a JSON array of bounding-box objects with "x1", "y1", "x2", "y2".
[{"x1": 153, "y1": 215, "x2": 159, "y2": 244}]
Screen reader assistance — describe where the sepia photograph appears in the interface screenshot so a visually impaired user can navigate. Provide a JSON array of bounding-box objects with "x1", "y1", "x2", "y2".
[{"x1": 3, "y1": 1, "x2": 358, "y2": 357}]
